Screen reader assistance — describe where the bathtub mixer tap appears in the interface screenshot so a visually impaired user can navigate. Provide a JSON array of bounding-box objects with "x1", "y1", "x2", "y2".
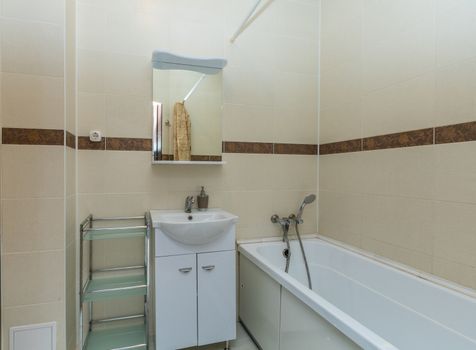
[
  {"x1": 271, "y1": 214, "x2": 293, "y2": 272},
  {"x1": 270, "y1": 194, "x2": 316, "y2": 289},
  {"x1": 270, "y1": 214, "x2": 303, "y2": 233}
]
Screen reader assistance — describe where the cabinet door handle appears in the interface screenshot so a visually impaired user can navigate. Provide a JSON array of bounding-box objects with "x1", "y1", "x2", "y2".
[
  {"x1": 201, "y1": 265, "x2": 215, "y2": 271},
  {"x1": 178, "y1": 267, "x2": 193, "y2": 273}
]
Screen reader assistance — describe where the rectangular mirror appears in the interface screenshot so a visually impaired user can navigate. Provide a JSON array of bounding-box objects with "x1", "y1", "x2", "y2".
[{"x1": 152, "y1": 51, "x2": 226, "y2": 164}]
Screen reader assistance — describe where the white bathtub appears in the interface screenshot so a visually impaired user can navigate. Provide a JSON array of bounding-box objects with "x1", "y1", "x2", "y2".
[{"x1": 238, "y1": 238, "x2": 476, "y2": 350}]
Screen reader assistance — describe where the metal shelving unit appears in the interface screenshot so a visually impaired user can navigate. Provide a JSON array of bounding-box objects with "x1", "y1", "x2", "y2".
[{"x1": 79, "y1": 214, "x2": 151, "y2": 350}]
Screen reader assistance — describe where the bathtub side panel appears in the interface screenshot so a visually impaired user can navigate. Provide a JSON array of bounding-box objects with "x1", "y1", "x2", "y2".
[
  {"x1": 239, "y1": 255, "x2": 281, "y2": 350},
  {"x1": 280, "y1": 289, "x2": 362, "y2": 350}
]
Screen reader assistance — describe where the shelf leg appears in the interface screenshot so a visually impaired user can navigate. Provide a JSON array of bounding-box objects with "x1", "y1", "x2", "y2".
[{"x1": 224, "y1": 340, "x2": 230, "y2": 350}]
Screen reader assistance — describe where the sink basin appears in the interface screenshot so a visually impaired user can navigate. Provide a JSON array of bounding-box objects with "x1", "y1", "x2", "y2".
[{"x1": 151, "y1": 209, "x2": 238, "y2": 245}]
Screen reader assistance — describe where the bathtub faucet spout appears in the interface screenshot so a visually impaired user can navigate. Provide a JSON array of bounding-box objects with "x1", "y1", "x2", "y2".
[{"x1": 271, "y1": 214, "x2": 292, "y2": 272}]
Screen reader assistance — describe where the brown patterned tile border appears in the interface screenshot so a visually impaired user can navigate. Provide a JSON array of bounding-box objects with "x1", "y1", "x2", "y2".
[
  {"x1": 2, "y1": 128, "x2": 64, "y2": 146},
  {"x1": 106, "y1": 137, "x2": 152, "y2": 151},
  {"x1": 191, "y1": 155, "x2": 223, "y2": 162},
  {"x1": 320, "y1": 122, "x2": 476, "y2": 155},
  {"x1": 5, "y1": 120, "x2": 476, "y2": 155},
  {"x1": 363, "y1": 128, "x2": 433, "y2": 151},
  {"x1": 320, "y1": 139, "x2": 362, "y2": 155},
  {"x1": 78, "y1": 136, "x2": 105, "y2": 150},
  {"x1": 223, "y1": 141, "x2": 274, "y2": 154},
  {"x1": 66, "y1": 131, "x2": 76, "y2": 149},
  {"x1": 160, "y1": 154, "x2": 174, "y2": 161},
  {"x1": 274, "y1": 143, "x2": 317, "y2": 155},
  {"x1": 160, "y1": 154, "x2": 223, "y2": 162},
  {"x1": 435, "y1": 121, "x2": 476, "y2": 144}
]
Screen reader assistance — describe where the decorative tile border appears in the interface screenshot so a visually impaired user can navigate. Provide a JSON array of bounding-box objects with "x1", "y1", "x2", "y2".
[
  {"x1": 78, "y1": 136, "x2": 105, "y2": 150},
  {"x1": 274, "y1": 143, "x2": 317, "y2": 155},
  {"x1": 107, "y1": 137, "x2": 151, "y2": 151},
  {"x1": 320, "y1": 121, "x2": 476, "y2": 155},
  {"x1": 435, "y1": 121, "x2": 476, "y2": 144},
  {"x1": 223, "y1": 141, "x2": 273, "y2": 154},
  {"x1": 363, "y1": 128, "x2": 433, "y2": 151},
  {"x1": 2, "y1": 128, "x2": 64, "y2": 146},
  {"x1": 66, "y1": 131, "x2": 76, "y2": 149},
  {"x1": 320, "y1": 139, "x2": 362, "y2": 155},
  {"x1": 222, "y1": 141, "x2": 317, "y2": 155},
  {"x1": 191, "y1": 155, "x2": 223, "y2": 162},
  {"x1": 4, "y1": 121, "x2": 476, "y2": 155},
  {"x1": 160, "y1": 154, "x2": 223, "y2": 162}
]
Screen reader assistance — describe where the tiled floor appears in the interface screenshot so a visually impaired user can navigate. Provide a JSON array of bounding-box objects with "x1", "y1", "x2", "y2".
[{"x1": 183, "y1": 323, "x2": 259, "y2": 350}]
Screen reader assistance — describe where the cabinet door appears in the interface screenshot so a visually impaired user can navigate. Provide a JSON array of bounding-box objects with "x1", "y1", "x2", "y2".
[
  {"x1": 156, "y1": 254, "x2": 197, "y2": 350},
  {"x1": 197, "y1": 250, "x2": 236, "y2": 346}
]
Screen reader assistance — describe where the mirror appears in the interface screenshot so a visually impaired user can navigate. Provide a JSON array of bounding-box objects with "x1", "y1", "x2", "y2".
[{"x1": 152, "y1": 51, "x2": 226, "y2": 163}]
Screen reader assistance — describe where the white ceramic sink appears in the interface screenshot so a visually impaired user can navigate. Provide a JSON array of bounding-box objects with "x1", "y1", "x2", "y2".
[{"x1": 151, "y1": 209, "x2": 238, "y2": 245}]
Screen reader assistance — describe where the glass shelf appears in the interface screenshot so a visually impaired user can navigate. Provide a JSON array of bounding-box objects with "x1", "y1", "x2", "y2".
[
  {"x1": 84, "y1": 324, "x2": 146, "y2": 350},
  {"x1": 83, "y1": 275, "x2": 147, "y2": 302},
  {"x1": 83, "y1": 227, "x2": 146, "y2": 241}
]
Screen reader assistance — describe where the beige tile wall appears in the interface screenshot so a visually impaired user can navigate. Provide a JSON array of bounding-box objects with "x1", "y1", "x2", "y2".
[
  {"x1": 0, "y1": 0, "x2": 71, "y2": 349},
  {"x1": 78, "y1": 0, "x2": 318, "y2": 236},
  {"x1": 319, "y1": 0, "x2": 476, "y2": 290},
  {"x1": 77, "y1": 0, "x2": 319, "y2": 241},
  {"x1": 77, "y1": 0, "x2": 319, "y2": 332}
]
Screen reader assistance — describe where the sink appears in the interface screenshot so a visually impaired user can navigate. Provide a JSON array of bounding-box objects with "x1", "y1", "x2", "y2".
[{"x1": 151, "y1": 209, "x2": 238, "y2": 245}]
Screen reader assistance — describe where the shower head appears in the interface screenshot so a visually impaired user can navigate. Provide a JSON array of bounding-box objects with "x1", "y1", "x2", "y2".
[
  {"x1": 302, "y1": 194, "x2": 316, "y2": 205},
  {"x1": 296, "y1": 194, "x2": 316, "y2": 220}
]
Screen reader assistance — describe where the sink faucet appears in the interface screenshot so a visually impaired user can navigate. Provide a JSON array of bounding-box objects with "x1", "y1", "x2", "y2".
[{"x1": 184, "y1": 195, "x2": 195, "y2": 213}]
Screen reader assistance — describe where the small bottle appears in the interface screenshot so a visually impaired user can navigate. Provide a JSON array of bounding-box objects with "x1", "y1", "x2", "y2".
[{"x1": 197, "y1": 186, "x2": 209, "y2": 211}]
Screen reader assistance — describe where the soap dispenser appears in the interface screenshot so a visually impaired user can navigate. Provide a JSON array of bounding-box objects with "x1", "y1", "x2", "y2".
[{"x1": 197, "y1": 186, "x2": 209, "y2": 211}]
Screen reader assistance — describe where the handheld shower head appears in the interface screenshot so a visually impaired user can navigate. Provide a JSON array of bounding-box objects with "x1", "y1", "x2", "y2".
[
  {"x1": 303, "y1": 194, "x2": 316, "y2": 205},
  {"x1": 296, "y1": 194, "x2": 316, "y2": 220}
]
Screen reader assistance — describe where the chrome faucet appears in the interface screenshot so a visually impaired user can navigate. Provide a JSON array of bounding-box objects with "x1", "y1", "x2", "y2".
[
  {"x1": 271, "y1": 214, "x2": 292, "y2": 272},
  {"x1": 184, "y1": 195, "x2": 195, "y2": 213},
  {"x1": 270, "y1": 194, "x2": 316, "y2": 289}
]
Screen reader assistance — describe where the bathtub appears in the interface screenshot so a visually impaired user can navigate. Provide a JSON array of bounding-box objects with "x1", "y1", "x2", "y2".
[{"x1": 238, "y1": 238, "x2": 476, "y2": 350}]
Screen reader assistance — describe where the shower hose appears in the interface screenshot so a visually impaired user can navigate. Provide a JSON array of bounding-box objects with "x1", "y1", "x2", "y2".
[{"x1": 295, "y1": 221, "x2": 312, "y2": 289}]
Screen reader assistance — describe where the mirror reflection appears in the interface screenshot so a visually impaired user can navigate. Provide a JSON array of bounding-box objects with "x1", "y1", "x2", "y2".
[{"x1": 152, "y1": 52, "x2": 225, "y2": 163}]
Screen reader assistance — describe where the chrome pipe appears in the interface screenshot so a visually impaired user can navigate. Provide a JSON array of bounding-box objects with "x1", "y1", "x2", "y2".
[
  {"x1": 80, "y1": 214, "x2": 93, "y2": 229},
  {"x1": 92, "y1": 314, "x2": 144, "y2": 324},
  {"x1": 93, "y1": 265, "x2": 144, "y2": 273},
  {"x1": 89, "y1": 284, "x2": 147, "y2": 294},
  {"x1": 91, "y1": 216, "x2": 145, "y2": 221},
  {"x1": 84, "y1": 225, "x2": 147, "y2": 232},
  {"x1": 145, "y1": 212, "x2": 151, "y2": 349}
]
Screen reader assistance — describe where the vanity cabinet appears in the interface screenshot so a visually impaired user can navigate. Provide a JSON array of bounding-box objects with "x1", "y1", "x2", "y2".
[
  {"x1": 155, "y1": 250, "x2": 236, "y2": 349},
  {"x1": 198, "y1": 250, "x2": 236, "y2": 345},
  {"x1": 151, "y1": 209, "x2": 238, "y2": 350},
  {"x1": 155, "y1": 254, "x2": 197, "y2": 349}
]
